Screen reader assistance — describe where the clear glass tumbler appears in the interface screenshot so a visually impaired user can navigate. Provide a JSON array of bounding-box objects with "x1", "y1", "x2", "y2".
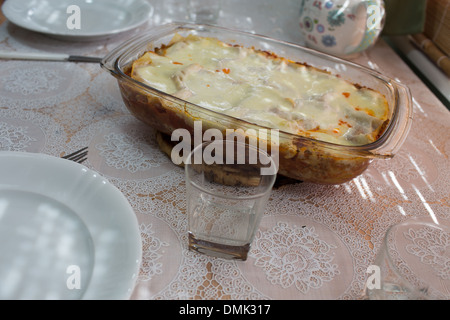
[
  {"x1": 185, "y1": 139, "x2": 277, "y2": 260},
  {"x1": 367, "y1": 218, "x2": 450, "y2": 300}
]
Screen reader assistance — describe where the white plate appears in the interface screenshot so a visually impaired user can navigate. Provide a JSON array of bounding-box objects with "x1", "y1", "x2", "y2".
[
  {"x1": 1, "y1": 0, "x2": 153, "y2": 41},
  {"x1": 0, "y1": 151, "x2": 142, "y2": 300}
]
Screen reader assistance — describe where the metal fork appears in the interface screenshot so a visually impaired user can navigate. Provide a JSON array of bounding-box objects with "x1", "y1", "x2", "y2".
[{"x1": 62, "y1": 147, "x2": 88, "y2": 164}]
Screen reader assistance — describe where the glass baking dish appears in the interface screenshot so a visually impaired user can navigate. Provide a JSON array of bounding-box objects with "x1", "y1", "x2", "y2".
[{"x1": 101, "y1": 22, "x2": 413, "y2": 184}]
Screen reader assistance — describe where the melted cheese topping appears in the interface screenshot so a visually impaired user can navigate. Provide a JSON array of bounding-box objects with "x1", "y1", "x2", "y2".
[{"x1": 131, "y1": 34, "x2": 389, "y2": 146}]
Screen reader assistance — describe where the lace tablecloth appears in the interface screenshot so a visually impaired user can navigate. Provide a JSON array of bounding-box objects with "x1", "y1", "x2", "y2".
[{"x1": 0, "y1": 0, "x2": 448, "y2": 300}]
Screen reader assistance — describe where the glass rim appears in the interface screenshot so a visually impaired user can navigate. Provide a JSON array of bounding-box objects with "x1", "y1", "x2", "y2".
[{"x1": 185, "y1": 140, "x2": 278, "y2": 200}]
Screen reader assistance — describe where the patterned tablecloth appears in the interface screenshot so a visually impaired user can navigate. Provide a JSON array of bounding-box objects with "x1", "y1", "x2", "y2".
[{"x1": 0, "y1": 0, "x2": 448, "y2": 300}]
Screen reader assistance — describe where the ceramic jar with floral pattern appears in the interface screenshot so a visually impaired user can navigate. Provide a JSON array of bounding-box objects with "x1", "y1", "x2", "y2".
[{"x1": 299, "y1": 0, "x2": 385, "y2": 56}]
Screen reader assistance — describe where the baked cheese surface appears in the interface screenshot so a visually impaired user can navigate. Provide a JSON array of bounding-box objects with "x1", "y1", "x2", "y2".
[{"x1": 131, "y1": 35, "x2": 389, "y2": 146}]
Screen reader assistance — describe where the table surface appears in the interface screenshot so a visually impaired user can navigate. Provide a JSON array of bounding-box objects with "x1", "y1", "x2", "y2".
[{"x1": 0, "y1": 0, "x2": 448, "y2": 300}]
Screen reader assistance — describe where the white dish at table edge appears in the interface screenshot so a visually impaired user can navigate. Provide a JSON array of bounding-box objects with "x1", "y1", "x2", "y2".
[
  {"x1": 0, "y1": 151, "x2": 142, "y2": 300},
  {"x1": 1, "y1": 0, "x2": 153, "y2": 41}
]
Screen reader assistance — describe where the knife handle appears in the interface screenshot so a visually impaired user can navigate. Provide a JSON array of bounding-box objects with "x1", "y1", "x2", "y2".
[
  {"x1": 0, "y1": 51, "x2": 70, "y2": 61},
  {"x1": 0, "y1": 51, "x2": 102, "y2": 63}
]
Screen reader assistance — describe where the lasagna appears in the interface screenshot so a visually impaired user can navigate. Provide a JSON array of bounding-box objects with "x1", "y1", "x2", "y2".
[{"x1": 130, "y1": 34, "x2": 389, "y2": 146}]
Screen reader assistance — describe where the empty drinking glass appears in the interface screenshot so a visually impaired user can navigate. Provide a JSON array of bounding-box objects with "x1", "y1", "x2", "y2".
[{"x1": 185, "y1": 139, "x2": 277, "y2": 260}]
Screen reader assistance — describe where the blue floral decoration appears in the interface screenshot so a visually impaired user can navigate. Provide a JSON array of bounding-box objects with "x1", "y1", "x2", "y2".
[
  {"x1": 325, "y1": 1, "x2": 333, "y2": 9},
  {"x1": 322, "y1": 35, "x2": 337, "y2": 47},
  {"x1": 327, "y1": 9, "x2": 346, "y2": 27},
  {"x1": 317, "y1": 24, "x2": 325, "y2": 33}
]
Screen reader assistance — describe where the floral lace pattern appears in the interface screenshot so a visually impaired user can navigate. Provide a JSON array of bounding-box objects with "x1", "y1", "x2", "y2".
[
  {"x1": 139, "y1": 223, "x2": 170, "y2": 281},
  {"x1": 0, "y1": 61, "x2": 90, "y2": 109},
  {"x1": 250, "y1": 222, "x2": 339, "y2": 293},
  {"x1": 2, "y1": 67, "x2": 62, "y2": 96},
  {"x1": 404, "y1": 226, "x2": 450, "y2": 280},
  {"x1": 96, "y1": 131, "x2": 169, "y2": 173},
  {"x1": 0, "y1": 107, "x2": 66, "y2": 155},
  {"x1": 0, "y1": 121, "x2": 36, "y2": 151}
]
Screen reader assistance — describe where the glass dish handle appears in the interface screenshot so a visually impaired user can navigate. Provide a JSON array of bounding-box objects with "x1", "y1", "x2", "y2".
[{"x1": 372, "y1": 81, "x2": 413, "y2": 158}]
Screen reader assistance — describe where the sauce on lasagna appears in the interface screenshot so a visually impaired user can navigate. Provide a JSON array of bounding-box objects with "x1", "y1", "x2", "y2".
[{"x1": 131, "y1": 34, "x2": 389, "y2": 146}]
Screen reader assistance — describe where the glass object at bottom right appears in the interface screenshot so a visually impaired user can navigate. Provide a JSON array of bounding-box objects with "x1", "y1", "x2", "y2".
[{"x1": 366, "y1": 217, "x2": 450, "y2": 300}]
